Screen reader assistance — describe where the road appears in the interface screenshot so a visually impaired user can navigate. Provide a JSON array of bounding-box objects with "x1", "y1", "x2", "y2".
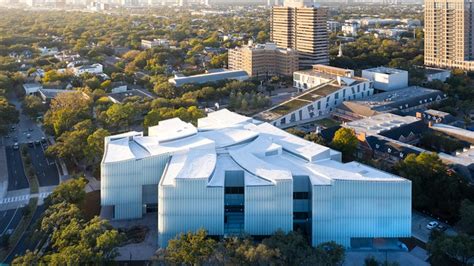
[
  {"x1": 0, "y1": 209, "x2": 17, "y2": 235},
  {"x1": 3, "y1": 97, "x2": 45, "y2": 147},
  {"x1": 0, "y1": 207, "x2": 22, "y2": 237},
  {"x1": 27, "y1": 143, "x2": 59, "y2": 187},
  {"x1": 412, "y1": 211, "x2": 457, "y2": 243},
  {"x1": 5, "y1": 205, "x2": 45, "y2": 264},
  {"x1": 5, "y1": 147, "x2": 29, "y2": 191}
]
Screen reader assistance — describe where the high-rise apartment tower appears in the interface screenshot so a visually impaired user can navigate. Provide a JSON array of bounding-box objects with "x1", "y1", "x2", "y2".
[
  {"x1": 424, "y1": 0, "x2": 474, "y2": 71},
  {"x1": 271, "y1": 0, "x2": 329, "y2": 69}
]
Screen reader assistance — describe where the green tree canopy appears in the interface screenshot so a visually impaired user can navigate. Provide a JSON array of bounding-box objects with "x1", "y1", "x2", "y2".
[{"x1": 331, "y1": 127, "x2": 358, "y2": 161}]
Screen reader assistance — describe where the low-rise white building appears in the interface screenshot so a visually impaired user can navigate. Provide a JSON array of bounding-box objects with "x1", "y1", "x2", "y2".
[
  {"x1": 362, "y1": 67, "x2": 408, "y2": 92},
  {"x1": 342, "y1": 22, "x2": 359, "y2": 36},
  {"x1": 254, "y1": 65, "x2": 372, "y2": 127},
  {"x1": 23, "y1": 83, "x2": 43, "y2": 95},
  {"x1": 169, "y1": 69, "x2": 248, "y2": 87},
  {"x1": 101, "y1": 110, "x2": 411, "y2": 248},
  {"x1": 72, "y1": 63, "x2": 103, "y2": 76},
  {"x1": 141, "y1": 39, "x2": 170, "y2": 49}
]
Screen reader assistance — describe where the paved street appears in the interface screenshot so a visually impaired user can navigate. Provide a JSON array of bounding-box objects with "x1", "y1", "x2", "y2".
[
  {"x1": 3, "y1": 97, "x2": 45, "y2": 146},
  {"x1": 5, "y1": 147, "x2": 29, "y2": 191},
  {"x1": 5, "y1": 205, "x2": 45, "y2": 264},
  {"x1": 412, "y1": 211, "x2": 457, "y2": 243},
  {"x1": 0, "y1": 209, "x2": 17, "y2": 235},
  {"x1": 27, "y1": 143, "x2": 59, "y2": 187},
  {"x1": 0, "y1": 207, "x2": 22, "y2": 236}
]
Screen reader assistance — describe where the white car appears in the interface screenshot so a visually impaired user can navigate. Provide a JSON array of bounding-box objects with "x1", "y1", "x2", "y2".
[{"x1": 426, "y1": 221, "x2": 439, "y2": 230}]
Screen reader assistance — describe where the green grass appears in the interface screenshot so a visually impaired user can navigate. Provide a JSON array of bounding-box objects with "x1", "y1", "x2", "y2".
[
  {"x1": 271, "y1": 99, "x2": 309, "y2": 115},
  {"x1": 315, "y1": 118, "x2": 341, "y2": 128}
]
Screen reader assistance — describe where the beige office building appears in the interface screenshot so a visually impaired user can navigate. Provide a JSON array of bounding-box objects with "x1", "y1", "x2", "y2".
[
  {"x1": 424, "y1": 0, "x2": 474, "y2": 71},
  {"x1": 228, "y1": 42, "x2": 299, "y2": 78},
  {"x1": 271, "y1": 0, "x2": 329, "y2": 69}
]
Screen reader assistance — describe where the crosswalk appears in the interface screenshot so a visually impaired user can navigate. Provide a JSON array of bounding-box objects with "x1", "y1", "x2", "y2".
[{"x1": 0, "y1": 192, "x2": 52, "y2": 204}]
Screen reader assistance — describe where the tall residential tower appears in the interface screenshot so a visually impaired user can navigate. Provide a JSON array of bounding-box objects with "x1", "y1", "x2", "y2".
[
  {"x1": 424, "y1": 0, "x2": 474, "y2": 71},
  {"x1": 271, "y1": 0, "x2": 329, "y2": 69}
]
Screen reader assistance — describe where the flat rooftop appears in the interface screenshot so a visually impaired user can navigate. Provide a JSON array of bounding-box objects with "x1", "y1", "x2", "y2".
[
  {"x1": 363, "y1": 66, "x2": 408, "y2": 75},
  {"x1": 345, "y1": 113, "x2": 418, "y2": 136},
  {"x1": 345, "y1": 86, "x2": 444, "y2": 113}
]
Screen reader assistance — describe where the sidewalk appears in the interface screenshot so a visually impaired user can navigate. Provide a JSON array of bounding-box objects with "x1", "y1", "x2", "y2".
[
  {"x1": 0, "y1": 146, "x2": 8, "y2": 199},
  {"x1": 84, "y1": 171, "x2": 100, "y2": 193}
]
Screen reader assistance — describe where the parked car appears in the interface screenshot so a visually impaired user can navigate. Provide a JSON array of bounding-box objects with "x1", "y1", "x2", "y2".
[
  {"x1": 13, "y1": 143, "x2": 19, "y2": 150},
  {"x1": 435, "y1": 224, "x2": 447, "y2": 232},
  {"x1": 34, "y1": 140, "x2": 40, "y2": 145},
  {"x1": 28, "y1": 128, "x2": 33, "y2": 132},
  {"x1": 26, "y1": 134, "x2": 31, "y2": 139},
  {"x1": 28, "y1": 141, "x2": 34, "y2": 147},
  {"x1": 41, "y1": 137, "x2": 46, "y2": 143},
  {"x1": 426, "y1": 221, "x2": 439, "y2": 230}
]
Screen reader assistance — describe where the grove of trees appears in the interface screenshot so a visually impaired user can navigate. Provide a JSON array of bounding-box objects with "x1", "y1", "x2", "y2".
[{"x1": 154, "y1": 229, "x2": 345, "y2": 266}]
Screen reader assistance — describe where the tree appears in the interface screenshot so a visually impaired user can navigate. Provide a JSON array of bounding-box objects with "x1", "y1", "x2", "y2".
[
  {"x1": 11, "y1": 250, "x2": 41, "y2": 265},
  {"x1": 41, "y1": 202, "x2": 83, "y2": 235},
  {"x1": 427, "y1": 233, "x2": 474, "y2": 265},
  {"x1": 0, "y1": 97, "x2": 19, "y2": 134},
  {"x1": 104, "y1": 103, "x2": 137, "y2": 130},
  {"x1": 331, "y1": 127, "x2": 358, "y2": 161},
  {"x1": 46, "y1": 120, "x2": 94, "y2": 162},
  {"x1": 86, "y1": 128, "x2": 110, "y2": 164},
  {"x1": 45, "y1": 177, "x2": 87, "y2": 207},
  {"x1": 163, "y1": 229, "x2": 217, "y2": 265},
  {"x1": 43, "y1": 91, "x2": 91, "y2": 136},
  {"x1": 153, "y1": 82, "x2": 175, "y2": 98},
  {"x1": 364, "y1": 256, "x2": 379, "y2": 266},
  {"x1": 304, "y1": 132, "x2": 326, "y2": 145},
  {"x1": 22, "y1": 95, "x2": 46, "y2": 117},
  {"x1": 458, "y1": 199, "x2": 474, "y2": 234},
  {"x1": 395, "y1": 152, "x2": 471, "y2": 221}
]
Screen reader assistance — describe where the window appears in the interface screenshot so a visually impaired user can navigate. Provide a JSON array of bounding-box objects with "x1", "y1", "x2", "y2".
[
  {"x1": 293, "y1": 192, "x2": 309, "y2": 199},
  {"x1": 293, "y1": 212, "x2": 309, "y2": 219},
  {"x1": 225, "y1": 187, "x2": 244, "y2": 194}
]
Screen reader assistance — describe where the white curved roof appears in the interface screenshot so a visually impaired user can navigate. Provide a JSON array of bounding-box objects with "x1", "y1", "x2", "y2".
[{"x1": 103, "y1": 109, "x2": 408, "y2": 186}]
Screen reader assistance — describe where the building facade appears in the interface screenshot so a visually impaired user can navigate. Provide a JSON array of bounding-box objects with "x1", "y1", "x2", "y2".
[
  {"x1": 255, "y1": 65, "x2": 373, "y2": 127},
  {"x1": 424, "y1": 0, "x2": 474, "y2": 71},
  {"x1": 101, "y1": 109, "x2": 411, "y2": 248},
  {"x1": 271, "y1": 0, "x2": 329, "y2": 68},
  {"x1": 361, "y1": 67, "x2": 408, "y2": 92},
  {"x1": 228, "y1": 42, "x2": 299, "y2": 78}
]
